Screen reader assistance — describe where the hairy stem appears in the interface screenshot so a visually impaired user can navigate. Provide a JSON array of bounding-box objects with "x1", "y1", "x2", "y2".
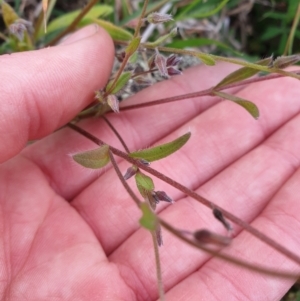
[
  {"x1": 102, "y1": 116, "x2": 130, "y2": 152},
  {"x1": 108, "y1": 150, "x2": 141, "y2": 207},
  {"x1": 159, "y1": 219, "x2": 299, "y2": 278},
  {"x1": 151, "y1": 230, "x2": 165, "y2": 301},
  {"x1": 68, "y1": 123, "x2": 300, "y2": 266},
  {"x1": 119, "y1": 70, "x2": 300, "y2": 111}
]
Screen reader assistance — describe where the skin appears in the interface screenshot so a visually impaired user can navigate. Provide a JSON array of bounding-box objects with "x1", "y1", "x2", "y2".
[{"x1": 0, "y1": 24, "x2": 300, "y2": 301}]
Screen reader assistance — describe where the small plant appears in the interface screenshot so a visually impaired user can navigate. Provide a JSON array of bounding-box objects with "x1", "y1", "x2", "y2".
[{"x1": 1, "y1": 0, "x2": 300, "y2": 300}]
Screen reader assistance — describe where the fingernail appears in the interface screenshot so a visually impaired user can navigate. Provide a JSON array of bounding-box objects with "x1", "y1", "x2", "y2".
[{"x1": 58, "y1": 24, "x2": 99, "y2": 46}]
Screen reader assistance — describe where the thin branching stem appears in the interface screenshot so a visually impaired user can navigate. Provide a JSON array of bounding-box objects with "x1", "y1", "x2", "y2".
[
  {"x1": 119, "y1": 70, "x2": 300, "y2": 112},
  {"x1": 46, "y1": 0, "x2": 98, "y2": 46},
  {"x1": 151, "y1": 230, "x2": 165, "y2": 301},
  {"x1": 159, "y1": 219, "x2": 299, "y2": 278},
  {"x1": 105, "y1": 0, "x2": 149, "y2": 96},
  {"x1": 68, "y1": 123, "x2": 300, "y2": 266},
  {"x1": 150, "y1": 46, "x2": 300, "y2": 80},
  {"x1": 108, "y1": 150, "x2": 141, "y2": 207},
  {"x1": 110, "y1": 148, "x2": 165, "y2": 300},
  {"x1": 102, "y1": 116, "x2": 130, "y2": 152},
  {"x1": 133, "y1": 0, "x2": 149, "y2": 38}
]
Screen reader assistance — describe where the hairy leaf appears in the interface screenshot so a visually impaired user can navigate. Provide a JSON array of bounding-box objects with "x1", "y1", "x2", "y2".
[
  {"x1": 125, "y1": 36, "x2": 141, "y2": 56},
  {"x1": 38, "y1": 5, "x2": 113, "y2": 38},
  {"x1": 135, "y1": 171, "x2": 155, "y2": 198},
  {"x1": 214, "y1": 56, "x2": 273, "y2": 88},
  {"x1": 73, "y1": 145, "x2": 110, "y2": 169},
  {"x1": 139, "y1": 203, "x2": 157, "y2": 231},
  {"x1": 106, "y1": 71, "x2": 132, "y2": 94},
  {"x1": 213, "y1": 91, "x2": 259, "y2": 119},
  {"x1": 1, "y1": 1, "x2": 19, "y2": 27},
  {"x1": 129, "y1": 132, "x2": 191, "y2": 162},
  {"x1": 93, "y1": 19, "x2": 133, "y2": 41},
  {"x1": 196, "y1": 53, "x2": 216, "y2": 66}
]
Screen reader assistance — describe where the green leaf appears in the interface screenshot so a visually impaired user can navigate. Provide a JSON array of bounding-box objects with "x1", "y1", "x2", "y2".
[
  {"x1": 167, "y1": 38, "x2": 242, "y2": 56},
  {"x1": 213, "y1": 91, "x2": 259, "y2": 119},
  {"x1": 176, "y1": 0, "x2": 229, "y2": 20},
  {"x1": 139, "y1": 202, "x2": 157, "y2": 231},
  {"x1": 135, "y1": 171, "x2": 154, "y2": 198},
  {"x1": 196, "y1": 53, "x2": 216, "y2": 66},
  {"x1": 1, "y1": 1, "x2": 19, "y2": 27},
  {"x1": 125, "y1": 36, "x2": 141, "y2": 56},
  {"x1": 38, "y1": 5, "x2": 113, "y2": 38},
  {"x1": 73, "y1": 145, "x2": 110, "y2": 169},
  {"x1": 129, "y1": 132, "x2": 191, "y2": 162},
  {"x1": 93, "y1": 18, "x2": 133, "y2": 41},
  {"x1": 106, "y1": 71, "x2": 132, "y2": 94},
  {"x1": 214, "y1": 57, "x2": 273, "y2": 89}
]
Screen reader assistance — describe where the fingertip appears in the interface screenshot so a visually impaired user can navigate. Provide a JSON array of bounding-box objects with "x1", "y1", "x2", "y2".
[{"x1": 0, "y1": 25, "x2": 114, "y2": 162}]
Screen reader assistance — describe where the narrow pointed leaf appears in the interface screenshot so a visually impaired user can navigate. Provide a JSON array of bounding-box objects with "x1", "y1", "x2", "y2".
[
  {"x1": 125, "y1": 36, "x2": 141, "y2": 56},
  {"x1": 42, "y1": 0, "x2": 48, "y2": 32},
  {"x1": 1, "y1": 1, "x2": 19, "y2": 27},
  {"x1": 73, "y1": 145, "x2": 110, "y2": 169},
  {"x1": 214, "y1": 56, "x2": 273, "y2": 89},
  {"x1": 39, "y1": 5, "x2": 113, "y2": 38},
  {"x1": 106, "y1": 71, "x2": 132, "y2": 94},
  {"x1": 135, "y1": 171, "x2": 154, "y2": 198},
  {"x1": 139, "y1": 203, "x2": 157, "y2": 231},
  {"x1": 129, "y1": 132, "x2": 191, "y2": 162},
  {"x1": 213, "y1": 91, "x2": 259, "y2": 119},
  {"x1": 93, "y1": 19, "x2": 133, "y2": 41},
  {"x1": 196, "y1": 53, "x2": 215, "y2": 66}
]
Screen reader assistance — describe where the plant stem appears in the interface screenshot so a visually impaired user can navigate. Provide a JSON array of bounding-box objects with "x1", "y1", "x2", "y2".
[
  {"x1": 151, "y1": 230, "x2": 165, "y2": 301},
  {"x1": 119, "y1": 70, "x2": 300, "y2": 111},
  {"x1": 149, "y1": 46, "x2": 300, "y2": 81},
  {"x1": 68, "y1": 123, "x2": 300, "y2": 266},
  {"x1": 133, "y1": 0, "x2": 149, "y2": 38},
  {"x1": 283, "y1": 3, "x2": 300, "y2": 55},
  {"x1": 159, "y1": 219, "x2": 299, "y2": 278},
  {"x1": 102, "y1": 116, "x2": 130, "y2": 152},
  {"x1": 108, "y1": 150, "x2": 141, "y2": 207},
  {"x1": 46, "y1": 0, "x2": 98, "y2": 46},
  {"x1": 109, "y1": 149, "x2": 165, "y2": 299}
]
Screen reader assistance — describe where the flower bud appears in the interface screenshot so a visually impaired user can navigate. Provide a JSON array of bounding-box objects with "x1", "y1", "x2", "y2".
[
  {"x1": 273, "y1": 55, "x2": 300, "y2": 69},
  {"x1": 106, "y1": 94, "x2": 119, "y2": 113},
  {"x1": 154, "y1": 48, "x2": 168, "y2": 78},
  {"x1": 166, "y1": 54, "x2": 182, "y2": 67},
  {"x1": 146, "y1": 12, "x2": 173, "y2": 24},
  {"x1": 123, "y1": 165, "x2": 138, "y2": 180},
  {"x1": 152, "y1": 191, "x2": 173, "y2": 204},
  {"x1": 167, "y1": 67, "x2": 182, "y2": 76},
  {"x1": 9, "y1": 22, "x2": 26, "y2": 41}
]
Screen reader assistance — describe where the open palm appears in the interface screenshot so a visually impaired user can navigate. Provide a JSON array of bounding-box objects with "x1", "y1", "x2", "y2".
[{"x1": 1, "y1": 25, "x2": 300, "y2": 301}]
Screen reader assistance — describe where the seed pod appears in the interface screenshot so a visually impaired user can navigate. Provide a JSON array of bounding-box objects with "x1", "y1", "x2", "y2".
[
  {"x1": 194, "y1": 229, "x2": 231, "y2": 246},
  {"x1": 213, "y1": 208, "x2": 232, "y2": 231}
]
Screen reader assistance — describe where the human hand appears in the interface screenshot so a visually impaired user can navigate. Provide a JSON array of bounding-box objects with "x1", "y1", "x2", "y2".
[{"x1": 1, "y1": 24, "x2": 300, "y2": 300}]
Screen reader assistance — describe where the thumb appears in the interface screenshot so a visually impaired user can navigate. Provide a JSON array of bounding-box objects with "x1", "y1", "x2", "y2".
[{"x1": 0, "y1": 24, "x2": 114, "y2": 163}]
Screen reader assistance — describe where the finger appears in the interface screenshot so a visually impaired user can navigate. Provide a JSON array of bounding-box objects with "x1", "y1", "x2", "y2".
[
  {"x1": 67, "y1": 70, "x2": 300, "y2": 255},
  {"x1": 24, "y1": 62, "x2": 241, "y2": 199},
  {"x1": 0, "y1": 24, "x2": 114, "y2": 162},
  {"x1": 108, "y1": 98, "x2": 300, "y2": 300},
  {"x1": 0, "y1": 157, "x2": 132, "y2": 300}
]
